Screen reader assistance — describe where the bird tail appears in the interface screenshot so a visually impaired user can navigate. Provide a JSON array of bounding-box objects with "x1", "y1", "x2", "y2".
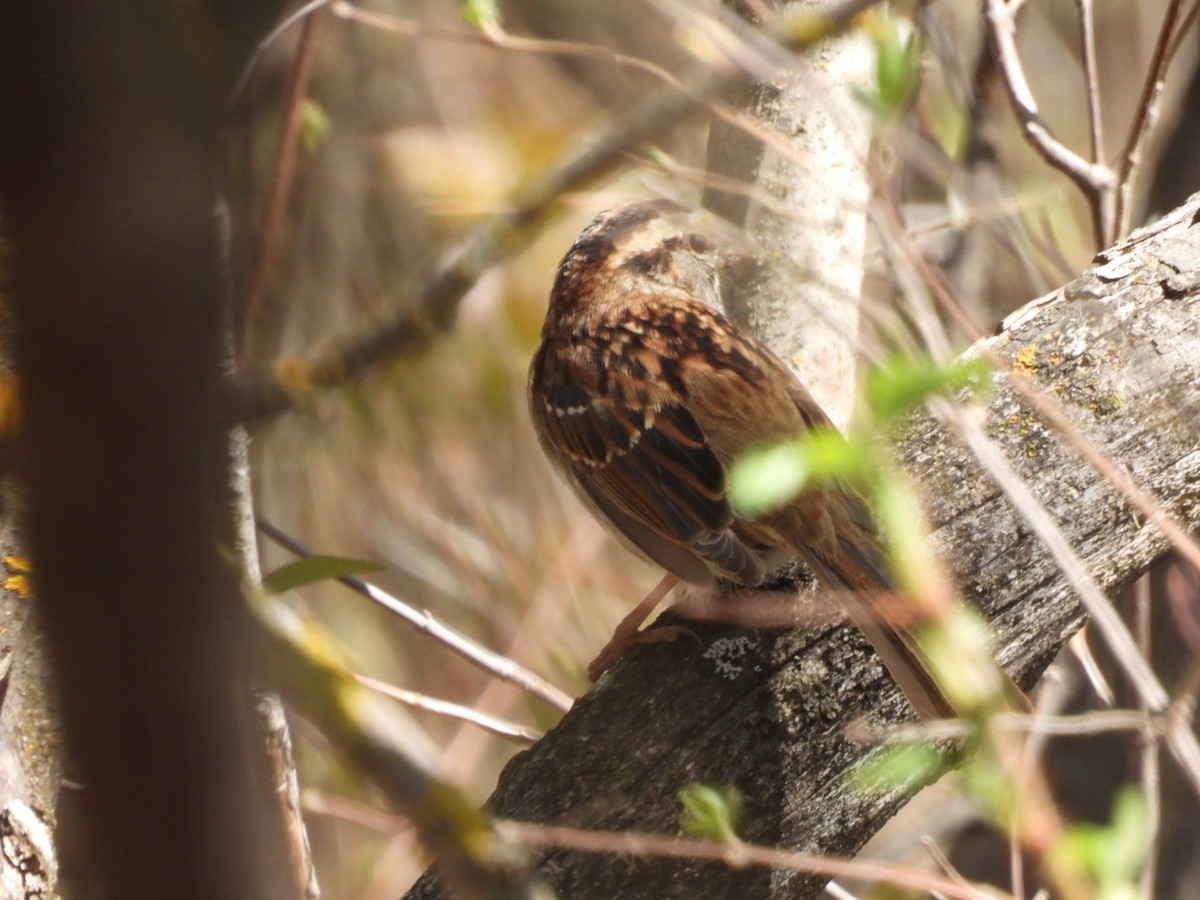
[
  {"x1": 803, "y1": 536, "x2": 958, "y2": 721},
  {"x1": 813, "y1": 535, "x2": 1029, "y2": 720}
]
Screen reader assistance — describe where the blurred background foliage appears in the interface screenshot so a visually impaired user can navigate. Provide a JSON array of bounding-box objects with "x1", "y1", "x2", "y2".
[{"x1": 226, "y1": 1, "x2": 1200, "y2": 895}]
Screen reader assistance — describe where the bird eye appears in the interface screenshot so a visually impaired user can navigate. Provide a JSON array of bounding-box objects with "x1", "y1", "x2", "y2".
[{"x1": 686, "y1": 233, "x2": 713, "y2": 254}]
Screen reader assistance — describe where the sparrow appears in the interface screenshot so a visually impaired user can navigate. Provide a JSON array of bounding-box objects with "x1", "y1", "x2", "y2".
[{"x1": 528, "y1": 198, "x2": 954, "y2": 719}]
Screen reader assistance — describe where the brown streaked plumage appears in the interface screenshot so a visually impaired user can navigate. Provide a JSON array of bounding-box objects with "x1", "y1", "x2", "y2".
[{"x1": 528, "y1": 198, "x2": 954, "y2": 719}]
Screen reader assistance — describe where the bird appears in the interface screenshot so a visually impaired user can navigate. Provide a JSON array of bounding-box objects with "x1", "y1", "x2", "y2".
[{"x1": 528, "y1": 197, "x2": 957, "y2": 719}]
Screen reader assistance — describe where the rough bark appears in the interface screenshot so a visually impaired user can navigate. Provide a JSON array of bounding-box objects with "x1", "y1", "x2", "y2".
[
  {"x1": 0, "y1": 509, "x2": 58, "y2": 900},
  {"x1": 406, "y1": 194, "x2": 1200, "y2": 899},
  {"x1": 0, "y1": 243, "x2": 59, "y2": 898}
]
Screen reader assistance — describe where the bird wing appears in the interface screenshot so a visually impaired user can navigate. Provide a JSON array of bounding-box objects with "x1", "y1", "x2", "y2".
[{"x1": 529, "y1": 342, "x2": 764, "y2": 586}]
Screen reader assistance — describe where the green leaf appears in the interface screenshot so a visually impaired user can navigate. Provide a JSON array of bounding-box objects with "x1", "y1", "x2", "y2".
[
  {"x1": 853, "y1": 14, "x2": 922, "y2": 119},
  {"x1": 959, "y1": 754, "x2": 1014, "y2": 820},
  {"x1": 461, "y1": 0, "x2": 500, "y2": 30},
  {"x1": 865, "y1": 354, "x2": 991, "y2": 424},
  {"x1": 299, "y1": 99, "x2": 331, "y2": 154},
  {"x1": 729, "y1": 429, "x2": 871, "y2": 518},
  {"x1": 1054, "y1": 786, "x2": 1148, "y2": 899},
  {"x1": 853, "y1": 743, "x2": 942, "y2": 793},
  {"x1": 679, "y1": 784, "x2": 742, "y2": 841},
  {"x1": 876, "y1": 22, "x2": 921, "y2": 112},
  {"x1": 871, "y1": 474, "x2": 927, "y2": 593},
  {"x1": 1107, "y1": 787, "x2": 1150, "y2": 878},
  {"x1": 727, "y1": 439, "x2": 808, "y2": 517},
  {"x1": 801, "y1": 428, "x2": 870, "y2": 481},
  {"x1": 262, "y1": 555, "x2": 386, "y2": 596}
]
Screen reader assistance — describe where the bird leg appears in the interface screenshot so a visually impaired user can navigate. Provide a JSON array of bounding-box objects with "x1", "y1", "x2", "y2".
[{"x1": 587, "y1": 573, "x2": 693, "y2": 680}]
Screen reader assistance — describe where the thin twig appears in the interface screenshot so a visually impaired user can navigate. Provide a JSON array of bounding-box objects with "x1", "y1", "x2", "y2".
[
  {"x1": 1134, "y1": 575, "x2": 1160, "y2": 900},
  {"x1": 356, "y1": 674, "x2": 542, "y2": 745},
  {"x1": 1075, "y1": 0, "x2": 1105, "y2": 172},
  {"x1": 231, "y1": 0, "x2": 332, "y2": 105},
  {"x1": 1115, "y1": 0, "x2": 1187, "y2": 237},
  {"x1": 1164, "y1": 0, "x2": 1200, "y2": 67},
  {"x1": 256, "y1": 517, "x2": 574, "y2": 712},
  {"x1": 922, "y1": 836, "x2": 979, "y2": 895},
  {"x1": 302, "y1": 788, "x2": 410, "y2": 834},
  {"x1": 238, "y1": 7, "x2": 323, "y2": 367},
  {"x1": 822, "y1": 881, "x2": 859, "y2": 900},
  {"x1": 851, "y1": 708, "x2": 1156, "y2": 752},
  {"x1": 499, "y1": 821, "x2": 1015, "y2": 900},
  {"x1": 330, "y1": 2, "x2": 682, "y2": 90},
  {"x1": 1068, "y1": 630, "x2": 1116, "y2": 707},
  {"x1": 1011, "y1": 661, "x2": 1075, "y2": 900},
  {"x1": 253, "y1": 593, "x2": 546, "y2": 899},
  {"x1": 984, "y1": 0, "x2": 1114, "y2": 246},
  {"x1": 986, "y1": 702, "x2": 1086, "y2": 896}
]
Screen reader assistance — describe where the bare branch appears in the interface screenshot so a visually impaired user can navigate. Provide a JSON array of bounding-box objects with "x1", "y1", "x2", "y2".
[
  {"x1": 255, "y1": 592, "x2": 551, "y2": 900},
  {"x1": 1115, "y1": 0, "x2": 1187, "y2": 237},
  {"x1": 497, "y1": 821, "x2": 1015, "y2": 900},
  {"x1": 983, "y1": 0, "x2": 1115, "y2": 245},
  {"x1": 238, "y1": 7, "x2": 323, "y2": 366},
  {"x1": 1075, "y1": 0, "x2": 1105, "y2": 171},
  {"x1": 257, "y1": 518, "x2": 574, "y2": 712},
  {"x1": 356, "y1": 675, "x2": 543, "y2": 745}
]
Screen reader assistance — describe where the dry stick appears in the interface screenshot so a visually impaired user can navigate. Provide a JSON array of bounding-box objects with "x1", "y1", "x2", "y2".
[
  {"x1": 1114, "y1": 0, "x2": 1187, "y2": 238},
  {"x1": 238, "y1": 7, "x2": 323, "y2": 367},
  {"x1": 988, "y1": 0, "x2": 1113, "y2": 240},
  {"x1": 355, "y1": 675, "x2": 542, "y2": 745},
  {"x1": 256, "y1": 517, "x2": 574, "y2": 712},
  {"x1": 983, "y1": 0, "x2": 1114, "y2": 247},
  {"x1": 1009, "y1": 709, "x2": 1152, "y2": 737},
  {"x1": 1075, "y1": 0, "x2": 1105, "y2": 173},
  {"x1": 1133, "y1": 576, "x2": 1161, "y2": 900},
  {"x1": 303, "y1": 788, "x2": 410, "y2": 835},
  {"x1": 226, "y1": 0, "x2": 886, "y2": 424},
  {"x1": 497, "y1": 822, "x2": 1015, "y2": 900},
  {"x1": 433, "y1": 521, "x2": 605, "y2": 790},
  {"x1": 330, "y1": 2, "x2": 684, "y2": 91},
  {"x1": 822, "y1": 881, "x2": 858, "y2": 900},
  {"x1": 256, "y1": 695, "x2": 320, "y2": 899},
  {"x1": 1069, "y1": 629, "x2": 1116, "y2": 707},
  {"x1": 231, "y1": 0, "x2": 332, "y2": 105},
  {"x1": 1164, "y1": 0, "x2": 1200, "y2": 65},
  {"x1": 256, "y1": 596, "x2": 546, "y2": 900},
  {"x1": 860, "y1": 709, "x2": 1156, "y2": 745},
  {"x1": 921, "y1": 836, "x2": 981, "y2": 897},
  {"x1": 1009, "y1": 669, "x2": 1060, "y2": 900}
]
